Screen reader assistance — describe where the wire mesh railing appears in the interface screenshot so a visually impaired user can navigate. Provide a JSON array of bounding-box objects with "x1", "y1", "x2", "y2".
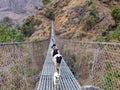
[
  {"x1": 56, "y1": 38, "x2": 120, "y2": 90},
  {"x1": 0, "y1": 40, "x2": 49, "y2": 90}
]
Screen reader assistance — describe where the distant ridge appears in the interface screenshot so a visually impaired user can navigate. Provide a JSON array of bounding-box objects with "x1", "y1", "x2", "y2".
[{"x1": 0, "y1": 0, "x2": 43, "y2": 23}]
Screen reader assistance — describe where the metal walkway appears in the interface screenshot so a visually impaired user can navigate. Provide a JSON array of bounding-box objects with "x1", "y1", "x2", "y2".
[{"x1": 37, "y1": 21, "x2": 81, "y2": 90}]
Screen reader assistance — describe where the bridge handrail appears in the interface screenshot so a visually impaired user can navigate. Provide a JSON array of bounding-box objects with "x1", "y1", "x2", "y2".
[{"x1": 56, "y1": 38, "x2": 120, "y2": 45}]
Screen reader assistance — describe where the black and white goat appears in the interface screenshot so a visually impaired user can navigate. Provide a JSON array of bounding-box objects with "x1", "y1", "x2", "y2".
[
  {"x1": 53, "y1": 72, "x2": 60, "y2": 88},
  {"x1": 51, "y1": 43, "x2": 57, "y2": 49},
  {"x1": 53, "y1": 54, "x2": 62, "y2": 73},
  {"x1": 51, "y1": 48, "x2": 59, "y2": 57}
]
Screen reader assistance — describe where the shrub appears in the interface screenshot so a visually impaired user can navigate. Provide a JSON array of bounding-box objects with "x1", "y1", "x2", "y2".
[
  {"x1": 0, "y1": 71, "x2": 4, "y2": 77},
  {"x1": 0, "y1": 24, "x2": 25, "y2": 42},
  {"x1": 108, "y1": 23, "x2": 120, "y2": 42},
  {"x1": 21, "y1": 18, "x2": 35, "y2": 37},
  {"x1": 86, "y1": 15, "x2": 96, "y2": 30},
  {"x1": 96, "y1": 33, "x2": 108, "y2": 42},
  {"x1": 42, "y1": 0, "x2": 50, "y2": 5},
  {"x1": 96, "y1": 27, "x2": 120, "y2": 42},
  {"x1": 95, "y1": 7, "x2": 120, "y2": 42},
  {"x1": 112, "y1": 7, "x2": 120, "y2": 24},
  {"x1": 90, "y1": 5, "x2": 98, "y2": 16},
  {"x1": 14, "y1": 30, "x2": 25, "y2": 42}
]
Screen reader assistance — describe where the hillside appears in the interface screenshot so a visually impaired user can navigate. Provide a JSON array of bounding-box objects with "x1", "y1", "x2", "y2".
[
  {"x1": 0, "y1": 1, "x2": 120, "y2": 90},
  {"x1": 0, "y1": 0, "x2": 43, "y2": 24},
  {"x1": 29, "y1": 0, "x2": 120, "y2": 42},
  {"x1": 0, "y1": 0, "x2": 120, "y2": 42},
  {"x1": 27, "y1": 12, "x2": 51, "y2": 41}
]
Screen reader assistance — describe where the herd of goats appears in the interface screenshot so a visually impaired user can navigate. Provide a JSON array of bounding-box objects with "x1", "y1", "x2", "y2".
[{"x1": 50, "y1": 38, "x2": 102, "y2": 90}]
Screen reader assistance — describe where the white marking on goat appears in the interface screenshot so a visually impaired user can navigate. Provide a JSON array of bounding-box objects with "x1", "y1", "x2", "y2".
[
  {"x1": 51, "y1": 48, "x2": 59, "y2": 57},
  {"x1": 53, "y1": 72, "x2": 60, "y2": 88}
]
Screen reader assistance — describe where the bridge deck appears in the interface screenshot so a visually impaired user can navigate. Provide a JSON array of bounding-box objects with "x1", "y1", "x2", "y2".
[{"x1": 37, "y1": 22, "x2": 81, "y2": 90}]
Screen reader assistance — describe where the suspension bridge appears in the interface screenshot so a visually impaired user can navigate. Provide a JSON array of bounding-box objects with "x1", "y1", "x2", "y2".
[
  {"x1": 0, "y1": 22, "x2": 120, "y2": 90},
  {"x1": 37, "y1": 21, "x2": 81, "y2": 90}
]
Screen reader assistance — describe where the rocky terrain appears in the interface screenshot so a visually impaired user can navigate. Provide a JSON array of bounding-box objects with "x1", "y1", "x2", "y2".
[
  {"x1": 50, "y1": 0, "x2": 116, "y2": 41},
  {"x1": 0, "y1": 0, "x2": 43, "y2": 24},
  {"x1": 27, "y1": 12, "x2": 51, "y2": 41},
  {"x1": 29, "y1": 0, "x2": 120, "y2": 42},
  {"x1": 1, "y1": 0, "x2": 120, "y2": 42}
]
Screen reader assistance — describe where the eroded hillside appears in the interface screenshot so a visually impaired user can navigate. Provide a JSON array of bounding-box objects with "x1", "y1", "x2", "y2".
[
  {"x1": 29, "y1": 0, "x2": 120, "y2": 42},
  {"x1": 0, "y1": 0, "x2": 43, "y2": 23}
]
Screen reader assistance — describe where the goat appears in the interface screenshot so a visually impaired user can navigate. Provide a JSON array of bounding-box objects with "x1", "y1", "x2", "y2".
[
  {"x1": 51, "y1": 43, "x2": 57, "y2": 49},
  {"x1": 53, "y1": 72, "x2": 60, "y2": 88},
  {"x1": 81, "y1": 85, "x2": 102, "y2": 90},
  {"x1": 53, "y1": 54, "x2": 62, "y2": 73},
  {"x1": 51, "y1": 48, "x2": 59, "y2": 57}
]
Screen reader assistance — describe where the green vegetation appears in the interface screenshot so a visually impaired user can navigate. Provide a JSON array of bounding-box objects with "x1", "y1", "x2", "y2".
[
  {"x1": 87, "y1": 15, "x2": 96, "y2": 30},
  {"x1": 86, "y1": 5, "x2": 98, "y2": 30},
  {"x1": 109, "y1": 25, "x2": 120, "y2": 41},
  {"x1": 90, "y1": 5, "x2": 98, "y2": 16},
  {"x1": 105, "y1": 61, "x2": 112, "y2": 70},
  {"x1": 0, "y1": 14, "x2": 42, "y2": 42},
  {"x1": 112, "y1": 7, "x2": 120, "y2": 24},
  {"x1": 20, "y1": 17, "x2": 42, "y2": 37},
  {"x1": 0, "y1": 71, "x2": 4, "y2": 77},
  {"x1": 96, "y1": 30, "x2": 109, "y2": 42},
  {"x1": 0, "y1": 16, "x2": 42, "y2": 42},
  {"x1": 98, "y1": 61, "x2": 120, "y2": 90},
  {"x1": 0, "y1": 16, "x2": 30, "y2": 42},
  {"x1": 110, "y1": 7, "x2": 120, "y2": 41},
  {"x1": 96, "y1": 7, "x2": 120, "y2": 42},
  {"x1": 21, "y1": 18, "x2": 35, "y2": 37},
  {"x1": 42, "y1": 0, "x2": 50, "y2": 5},
  {"x1": 0, "y1": 24, "x2": 25, "y2": 42},
  {"x1": 102, "y1": 69, "x2": 120, "y2": 90},
  {"x1": 31, "y1": 37, "x2": 47, "y2": 42}
]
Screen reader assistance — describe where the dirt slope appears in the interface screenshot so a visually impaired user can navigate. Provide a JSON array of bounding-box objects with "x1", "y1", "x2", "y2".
[{"x1": 29, "y1": 0, "x2": 120, "y2": 41}]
